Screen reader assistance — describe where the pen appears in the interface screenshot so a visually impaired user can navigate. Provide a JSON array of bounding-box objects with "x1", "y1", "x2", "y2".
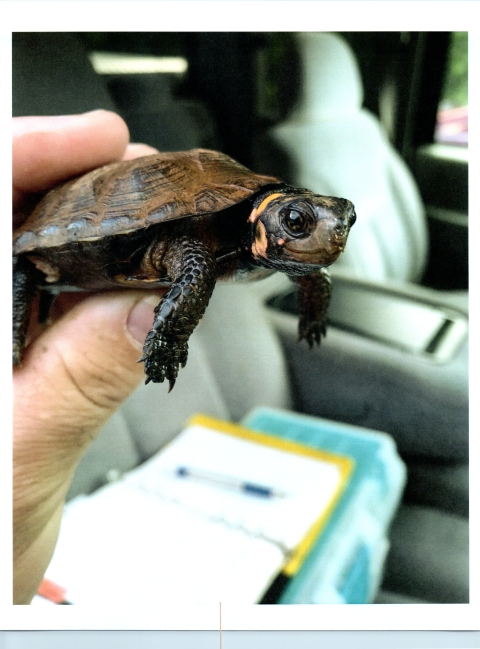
[{"x1": 175, "y1": 466, "x2": 286, "y2": 498}]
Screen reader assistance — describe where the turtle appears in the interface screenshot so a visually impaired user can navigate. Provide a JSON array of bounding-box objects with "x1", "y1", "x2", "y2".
[{"x1": 13, "y1": 148, "x2": 356, "y2": 391}]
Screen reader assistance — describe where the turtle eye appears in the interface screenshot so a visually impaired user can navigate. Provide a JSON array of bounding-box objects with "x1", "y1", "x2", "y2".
[{"x1": 283, "y1": 209, "x2": 309, "y2": 237}]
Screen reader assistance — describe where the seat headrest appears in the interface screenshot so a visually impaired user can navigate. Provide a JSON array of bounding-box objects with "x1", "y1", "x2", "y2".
[{"x1": 291, "y1": 32, "x2": 364, "y2": 122}]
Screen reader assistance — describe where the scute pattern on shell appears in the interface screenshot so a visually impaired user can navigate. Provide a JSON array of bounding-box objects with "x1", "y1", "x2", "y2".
[{"x1": 13, "y1": 149, "x2": 280, "y2": 254}]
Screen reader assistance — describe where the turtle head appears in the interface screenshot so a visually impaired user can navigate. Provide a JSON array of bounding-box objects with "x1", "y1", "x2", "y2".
[{"x1": 248, "y1": 191, "x2": 356, "y2": 274}]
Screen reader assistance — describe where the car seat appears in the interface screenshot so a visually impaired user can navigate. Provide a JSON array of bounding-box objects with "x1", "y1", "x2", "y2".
[{"x1": 267, "y1": 33, "x2": 468, "y2": 449}]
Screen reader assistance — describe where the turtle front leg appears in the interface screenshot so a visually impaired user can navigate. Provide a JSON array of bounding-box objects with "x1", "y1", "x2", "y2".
[
  {"x1": 140, "y1": 236, "x2": 217, "y2": 391},
  {"x1": 291, "y1": 268, "x2": 331, "y2": 348},
  {"x1": 13, "y1": 255, "x2": 41, "y2": 366}
]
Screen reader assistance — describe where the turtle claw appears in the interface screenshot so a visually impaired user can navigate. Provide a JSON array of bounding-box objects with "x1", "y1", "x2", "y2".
[
  {"x1": 140, "y1": 338, "x2": 183, "y2": 391},
  {"x1": 298, "y1": 320, "x2": 326, "y2": 348}
]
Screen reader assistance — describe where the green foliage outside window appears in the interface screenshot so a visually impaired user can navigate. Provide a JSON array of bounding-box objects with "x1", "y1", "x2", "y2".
[{"x1": 440, "y1": 32, "x2": 468, "y2": 108}]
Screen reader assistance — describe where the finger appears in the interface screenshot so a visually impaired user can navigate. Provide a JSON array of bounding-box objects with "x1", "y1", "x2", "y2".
[
  {"x1": 13, "y1": 289, "x2": 164, "y2": 573},
  {"x1": 13, "y1": 110, "x2": 130, "y2": 207},
  {"x1": 123, "y1": 143, "x2": 159, "y2": 160},
  {"x1": 13, "y1": 290, "x2": 163, "y2": 473},
  {"x1": 14, "y1": 290, "x2": 165, "y2": 501}
]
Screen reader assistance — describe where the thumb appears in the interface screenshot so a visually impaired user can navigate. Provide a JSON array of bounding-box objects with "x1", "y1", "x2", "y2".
[{"x1": 14, "y1": 291, "x2": 162, "y2": 476}]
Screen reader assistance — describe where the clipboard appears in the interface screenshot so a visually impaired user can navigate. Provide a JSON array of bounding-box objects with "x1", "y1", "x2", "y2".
[{"x1": 40, "y1": 414, "x2": 355, "y2": 604}]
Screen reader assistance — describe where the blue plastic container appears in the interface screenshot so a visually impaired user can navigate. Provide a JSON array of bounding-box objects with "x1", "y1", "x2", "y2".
[{"x1": 242, "y1": 407, "x2": 406, "y2": 604}]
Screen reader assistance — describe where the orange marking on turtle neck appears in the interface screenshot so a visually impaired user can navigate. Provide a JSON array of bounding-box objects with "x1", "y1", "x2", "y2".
[{"x1": 251, "y1": 220, "x2": 268, "y2": 259}]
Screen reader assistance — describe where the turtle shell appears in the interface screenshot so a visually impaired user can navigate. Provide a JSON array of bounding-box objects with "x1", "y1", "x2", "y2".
[{"x1": 13, "y1": 149, "x2": 280, "y2": 255}]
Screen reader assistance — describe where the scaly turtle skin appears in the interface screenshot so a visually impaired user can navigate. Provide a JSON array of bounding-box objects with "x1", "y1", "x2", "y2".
[{"x1": 13, "y1": 149, "x2": 356, "y2": 391}]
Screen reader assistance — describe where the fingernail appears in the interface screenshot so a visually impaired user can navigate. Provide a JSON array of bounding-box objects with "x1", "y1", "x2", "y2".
[
  {"x1": 82, "y1": 109, "x2": 114, "y2": 117},
  {"x1": 127, "y1": 295, "x2": 160, "y2": 345}
]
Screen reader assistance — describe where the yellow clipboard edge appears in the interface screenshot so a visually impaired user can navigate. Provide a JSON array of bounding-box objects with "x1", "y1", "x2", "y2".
[{"x1": 187, "y1": 413, "x2": 355, "y2": 577}]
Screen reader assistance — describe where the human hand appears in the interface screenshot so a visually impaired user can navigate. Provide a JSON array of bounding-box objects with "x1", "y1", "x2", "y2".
[{"x1": 13, "y1": 110, "x2": 164, "y2": 604}]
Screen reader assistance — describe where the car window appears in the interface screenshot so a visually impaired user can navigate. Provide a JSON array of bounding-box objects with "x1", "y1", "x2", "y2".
[{"x1": 435, "y1": 32, "x2": 468, "y2": 147}]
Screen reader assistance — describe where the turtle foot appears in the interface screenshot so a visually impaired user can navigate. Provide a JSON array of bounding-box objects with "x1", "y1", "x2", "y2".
[
  {"x1": 298, "y1": 318, "x2": 327, "y2": 348},
  {"x1": 291, "y1": 268, "x2": 331, "y2": 350}
]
